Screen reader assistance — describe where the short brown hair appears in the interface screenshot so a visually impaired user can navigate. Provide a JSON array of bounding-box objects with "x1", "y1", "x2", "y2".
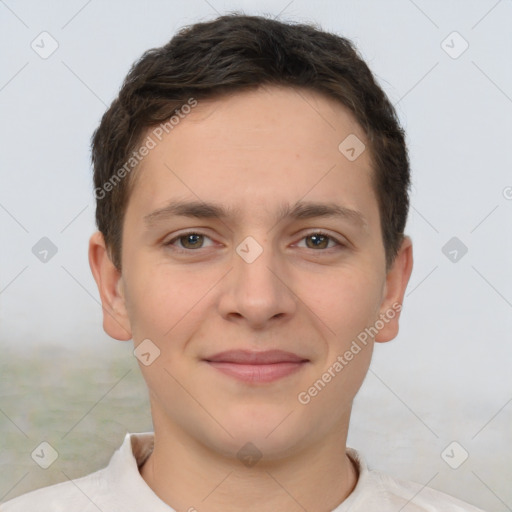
[{"x1": 91, "y1": 13, "x2": 410, "y2": 271}]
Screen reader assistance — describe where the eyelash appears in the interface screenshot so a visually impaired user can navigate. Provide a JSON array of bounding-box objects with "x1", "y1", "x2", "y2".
[{"x1": 164, "y1": 230, "x2": 346, "y2": 254}]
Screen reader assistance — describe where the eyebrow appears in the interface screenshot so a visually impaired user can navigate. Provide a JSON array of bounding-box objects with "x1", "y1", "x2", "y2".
[{"x1": 143, "y1": 199, "x2": 368, "y2": 230}]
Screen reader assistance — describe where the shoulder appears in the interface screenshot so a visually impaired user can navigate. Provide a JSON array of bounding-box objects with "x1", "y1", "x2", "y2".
[
  {"x1": 0, "y1": 468, "x2": 109, "y2": 512},
  {"x1": 1, "y1": 432, "x2": 156, "y2": 512},
  {"x1": 346, "y1": 448, "x2": 487, "y2": 512},
  {"x1": 374, "y1": 470, "x2": 487, "y2": 511}
]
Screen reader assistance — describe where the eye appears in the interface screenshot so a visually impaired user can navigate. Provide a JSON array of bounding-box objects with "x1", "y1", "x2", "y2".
[
  {"x1": 296, "y1": 231, "x2": 344, "y2": 250},
  {"x1": 164, "y1": 230, "x2": 345, "y2": 253},
  {"x1": 165, "y1": 231, "x2": 214, "y2": 251}
]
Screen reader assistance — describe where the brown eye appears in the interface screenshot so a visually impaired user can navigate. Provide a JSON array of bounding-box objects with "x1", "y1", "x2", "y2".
[
  {"x1": 179, "y1": 233, "x2": 204, "y2": 249},
  {"x1": 165, "y1": 232, "x2": 214, "y2": 251},
  {"x1": 305, "y1": 233, "x2": 330, "y2": 249}
]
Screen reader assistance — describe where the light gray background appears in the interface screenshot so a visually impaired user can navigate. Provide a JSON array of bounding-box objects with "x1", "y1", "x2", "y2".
[{"x1": 1, "y1": 0, "x2": 511, "y2": 510}]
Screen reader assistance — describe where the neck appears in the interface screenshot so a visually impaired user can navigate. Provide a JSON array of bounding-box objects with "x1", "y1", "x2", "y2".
[{"x1": 140, "y1": 413, "x2": 358, "y2": 512}]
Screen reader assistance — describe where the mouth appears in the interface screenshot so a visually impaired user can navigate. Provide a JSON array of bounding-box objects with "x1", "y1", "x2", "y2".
[{"x1": 204, "y1": 350, "x2": 309, "y2": 384}]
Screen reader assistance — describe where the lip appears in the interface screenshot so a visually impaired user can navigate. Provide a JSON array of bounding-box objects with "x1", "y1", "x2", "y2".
[
  {"x1": 205, "y1": 349, "x2": 307, "y2": 364},
  {"x1": 204, "y1": 350, "x2": 309, "y2": 384}
]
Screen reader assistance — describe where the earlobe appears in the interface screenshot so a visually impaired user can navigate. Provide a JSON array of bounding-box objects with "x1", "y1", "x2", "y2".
[
  {"x1": 88, "y1": 231, "x2": 132, "y2": 341},
  {"x1": 374, "y1": 236, "x2": 413, "y2": 343}
]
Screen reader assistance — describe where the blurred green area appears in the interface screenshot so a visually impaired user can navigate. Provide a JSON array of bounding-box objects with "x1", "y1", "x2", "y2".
[{"x1": 0, "y1": 342, "x2": 152, "y2": 501}]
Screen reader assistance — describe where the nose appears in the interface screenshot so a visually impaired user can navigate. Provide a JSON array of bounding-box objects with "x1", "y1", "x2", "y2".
[{"x1": 217, "y1": 236, "x2": 297, "y2": 329}]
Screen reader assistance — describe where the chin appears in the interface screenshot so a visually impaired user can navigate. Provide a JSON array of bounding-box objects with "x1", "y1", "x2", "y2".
[{"x1": 208, "y1": 408, "x2": 312, "y2": 461}]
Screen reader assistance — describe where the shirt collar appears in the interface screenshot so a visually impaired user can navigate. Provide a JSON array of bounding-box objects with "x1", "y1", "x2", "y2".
[{"x1": 107, "y1": 432, "x2": 371, "y2": 511}]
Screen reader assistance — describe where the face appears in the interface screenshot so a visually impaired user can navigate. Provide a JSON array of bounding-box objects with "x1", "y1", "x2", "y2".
[{"x1": 90, "y1": 85, "x2": 412, "y2": 460}]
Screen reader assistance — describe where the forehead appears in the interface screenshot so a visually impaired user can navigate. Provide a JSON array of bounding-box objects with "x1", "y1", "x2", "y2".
[{"x1": 126, "y1": 85, "x2": 376, "y2": 225}]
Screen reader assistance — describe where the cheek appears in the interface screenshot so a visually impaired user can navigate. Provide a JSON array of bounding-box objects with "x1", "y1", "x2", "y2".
[
  {"x1": 300, "y1": 265, "x2": 383, "y2": 338},
  {"x1": 124, "y1": 260, "x2": 206, "y2": 337}
]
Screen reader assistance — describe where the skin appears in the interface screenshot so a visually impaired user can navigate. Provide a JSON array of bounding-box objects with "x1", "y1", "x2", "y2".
[{"x1": 89, "y1": 84, "x2": 413, "y2": 512}]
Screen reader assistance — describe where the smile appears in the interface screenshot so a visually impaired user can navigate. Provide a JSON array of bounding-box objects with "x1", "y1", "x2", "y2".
[{"x1": 204, "y1": 350, "x2": 309, "y2": 384}]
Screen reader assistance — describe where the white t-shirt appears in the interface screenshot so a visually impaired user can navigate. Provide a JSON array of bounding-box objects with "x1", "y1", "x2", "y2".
[{"x1": 1, "y1": 432, "x2": 486, "y2": 511}]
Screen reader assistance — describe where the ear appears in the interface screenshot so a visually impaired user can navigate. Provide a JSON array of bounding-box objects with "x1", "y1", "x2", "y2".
[
  {"x1": 374, "y1": 235, "x2": 413, "y2": 343},
  {"x1": 88, "y1": 231, "x2": 132, "y2": 341}
]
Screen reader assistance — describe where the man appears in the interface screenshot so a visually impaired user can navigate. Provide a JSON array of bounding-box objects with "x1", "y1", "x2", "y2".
[{"x1": 2, "y1": 13, "x2": 486, "y2": 511}]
